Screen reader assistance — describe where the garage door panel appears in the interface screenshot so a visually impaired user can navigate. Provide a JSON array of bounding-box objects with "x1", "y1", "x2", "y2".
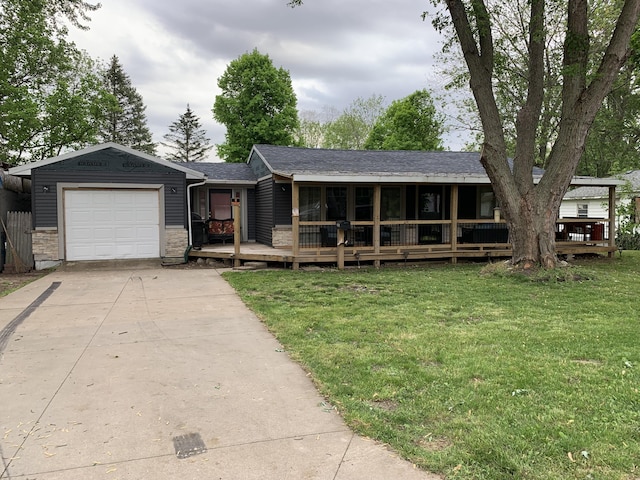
[
  {"x1": 65, "y1": 190, "x2": 161, "y2": 261},
  {"x1": 114, "y1": 210, "x2": 137, "y2": 224}
]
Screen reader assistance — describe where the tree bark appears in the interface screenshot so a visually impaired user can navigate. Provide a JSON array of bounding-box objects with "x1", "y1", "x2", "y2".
[{"x1": 446, "y1": 0, "x2": 640, "y2": 267}]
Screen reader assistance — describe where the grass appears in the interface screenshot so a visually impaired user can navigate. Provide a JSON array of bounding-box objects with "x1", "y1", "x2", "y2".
[{"x1": 224, "y1": 253, "x2": 640, "y2": 480}]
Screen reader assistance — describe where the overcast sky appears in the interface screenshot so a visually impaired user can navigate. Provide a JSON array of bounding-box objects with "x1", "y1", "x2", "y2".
[{"x1": 69, "y1": 0, "x2": 468, "y2": 161}]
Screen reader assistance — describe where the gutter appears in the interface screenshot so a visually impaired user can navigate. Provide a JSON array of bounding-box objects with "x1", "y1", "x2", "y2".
[{"x1": 187, "y1": 176, "x2": 208, "y2": 246}]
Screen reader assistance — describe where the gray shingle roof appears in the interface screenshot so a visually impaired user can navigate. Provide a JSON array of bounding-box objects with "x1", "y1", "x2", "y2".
[
  {"x1": 564, "y1": 170, "x2": 640, "y2": 199},
  {"x1": 255, "y1": 145, "x2": 488, "y2": 176},
  {"x1": 254, "y1": 144, "x2": 545, "y2": 178},
  {"x1": 185, "y1": 162, "x2": 257, "y2": 183}
]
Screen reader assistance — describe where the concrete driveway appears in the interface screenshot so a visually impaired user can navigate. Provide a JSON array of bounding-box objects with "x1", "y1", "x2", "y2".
[{"x1": 0, "y1": 263, "x2": 440, "y2": 479}]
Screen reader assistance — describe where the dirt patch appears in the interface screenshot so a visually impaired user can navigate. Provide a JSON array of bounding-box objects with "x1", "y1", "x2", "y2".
[
  {"x1": 0, "y1": 271, "x2": 51, "y2": 297},
  {"x1": 415, "y1": 435, "x2": 453, "y2": 452}
]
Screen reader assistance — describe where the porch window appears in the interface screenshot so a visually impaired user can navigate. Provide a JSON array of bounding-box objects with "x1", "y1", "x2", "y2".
[
  {"x1": 299, "y1": 186, "x2": 321, "y2": 221},
  {"x1": 355, "y1": 187, "x2": 373, "y2": 221},
  {"x1": 381, "y1": 187, "x2": 402, "y2": 220},
  {"x1": 479, "y1": 186, "x2": 496, "y2": 218},
  {"x1": 210, "y1": 190, "x2": 232, "y2": 219},
  {"x1": 577, "y1": 204, "x2": 588, "y2": 218},
  {"x1": 326, "y1": 186, "x2": 347, "y2": 220}
]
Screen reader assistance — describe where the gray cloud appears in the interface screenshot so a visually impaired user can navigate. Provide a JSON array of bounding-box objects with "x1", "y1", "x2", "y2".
[{"x1": 69, "y1": 0, "x2": 467, "y2": 161}]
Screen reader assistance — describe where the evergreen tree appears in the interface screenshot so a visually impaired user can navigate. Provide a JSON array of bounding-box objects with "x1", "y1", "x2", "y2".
[
  {"x1": 99, "y1": 55, "x2": 156, "y2": 155},
  {"x1": 162, "y1": 104, "x2": 212, "y2": 162}
]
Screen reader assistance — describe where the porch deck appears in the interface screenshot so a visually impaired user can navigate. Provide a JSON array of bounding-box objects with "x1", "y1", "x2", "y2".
[{"x1": 189, "y1": 239, "x2": 616, "y2": 268}]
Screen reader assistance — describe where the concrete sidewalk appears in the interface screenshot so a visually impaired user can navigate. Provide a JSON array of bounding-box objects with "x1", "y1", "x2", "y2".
[{"x1": 0, "y1": 264, "x2": 440, "y2": 479}]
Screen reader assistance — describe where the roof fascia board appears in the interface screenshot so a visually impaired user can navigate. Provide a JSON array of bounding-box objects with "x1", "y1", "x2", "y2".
[
  {"x1": 202, "y1": 179, "x2": 257, "y2": 186},
  {"x1": 568, "y1": 177, "x2": 624, "y2": 186},
  {"x1": 291, "y1": 174, "x2": 495, "y2": 184},
  {"x1": 291, "y1": 173, "x2": 618, "y2": 188}
]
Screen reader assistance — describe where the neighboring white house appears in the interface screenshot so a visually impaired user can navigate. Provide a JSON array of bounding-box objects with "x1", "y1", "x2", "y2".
[{"x1": 561, "y1": 170, "x2": 640, "y2": 233}]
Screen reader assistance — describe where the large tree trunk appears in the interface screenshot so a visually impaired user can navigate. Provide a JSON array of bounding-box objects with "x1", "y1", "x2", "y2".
[{"x1": 446, "y1": 0, "x2": 640, "y2": 267}]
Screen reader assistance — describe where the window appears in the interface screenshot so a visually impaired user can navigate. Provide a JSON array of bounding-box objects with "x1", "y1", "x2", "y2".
[
  {"x1": 381, "y1": 187, "x2": 402, "y2": 220},
  {"x1": 355, "y1": 187, "x2": 373, "y2": 221},
  {"x1": 479, "y1": 186, "x2": 496, "y2": 218},
  {"x1": 299, "y1": 186, "x2": 321, "y2": 221},
  {"x1": 577, "y1": 204, "x2": 588, "y2": 218},
  {"x1": 326, "y1": 186, "x2": 347, "y2": 220},
  {"x1": 210, "y1": 190, "x2": 232, "y2": 219}
]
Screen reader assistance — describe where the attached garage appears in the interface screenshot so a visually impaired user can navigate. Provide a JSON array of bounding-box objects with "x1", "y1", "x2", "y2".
[
  {"x1": 8, "y1": 143, "x2": 205, "y2": 269},
  {"x1": 64, "y1": 189, "x2": 160, "y2": 261}
]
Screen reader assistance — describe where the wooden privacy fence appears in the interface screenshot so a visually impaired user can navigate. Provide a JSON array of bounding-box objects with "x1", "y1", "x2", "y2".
[{"x1": 2, "y1": 211, "x2": 33, "y2": 273}]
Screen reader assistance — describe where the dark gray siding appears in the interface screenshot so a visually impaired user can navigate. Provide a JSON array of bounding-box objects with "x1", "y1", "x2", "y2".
[
  {"x1": 32, "y1": 170, "x2": 186, "y2": 228},
  {"x1": 274, "y1": 183, "x2": 292, "y2": 225},
  {"x1": 255, "y1": 178, "x2": 274, "y2": 246},
  {"x1": 247, "y1": 189, "x2": 257, "y2": 241}
]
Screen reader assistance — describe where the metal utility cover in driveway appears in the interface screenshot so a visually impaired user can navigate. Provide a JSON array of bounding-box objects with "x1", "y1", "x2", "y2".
[{"x1": 172, "y1": 433, "x2": 207, "y2": 459}]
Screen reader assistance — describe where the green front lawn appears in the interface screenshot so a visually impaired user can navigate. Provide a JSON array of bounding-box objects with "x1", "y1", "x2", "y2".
[{"x1": 224, "y1": 254, "x2": 640, "y2": 479}]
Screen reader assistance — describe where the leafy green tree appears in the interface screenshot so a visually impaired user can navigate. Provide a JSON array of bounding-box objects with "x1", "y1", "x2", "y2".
[
  {"x1": 295, "y1": 108, "x2": 338, "y2": 148},
  {"x1": 364, "y1": 89, "x2": 445, "y2": 150},
  {"x1": 38, "y1": 52, "x2": 116, "y2": 159},
  {"x1": 580, "y1": 28, "x2": 640, "y2": 176},
  {"x1": 323, "y1": 95, "x2": 385, "y2": 149},
  {"x1": 45, "y1": 0, "x2": 101, "y2": 31},
  {"x1": 0, "y1": 0, "x2": 107, "y2": 164},
  {"x1": 438, "y1": 0, "x2": 640, "y2": 176},
  {"x1": 99, "y1": 55, "x2": 156, "y2": 155},
  {"x1": 162, "y1": 104, "x2": 212, "y2": 162},
  {"x1": 213, "y1": 48, "x2": 299, "y2": 163}
]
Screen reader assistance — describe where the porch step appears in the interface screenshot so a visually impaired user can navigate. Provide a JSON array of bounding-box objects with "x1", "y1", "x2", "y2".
[{"x1": 234, "y1": 261, "x2": 268, "y2": 271}]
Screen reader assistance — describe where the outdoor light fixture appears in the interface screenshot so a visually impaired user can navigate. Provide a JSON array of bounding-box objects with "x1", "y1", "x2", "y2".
[
  {"x1": 170, "y1": 187, "x2": 177, "y2": 194},
  {"x1": 42, "y1": 185, "x2": 50, "y2": 193}
]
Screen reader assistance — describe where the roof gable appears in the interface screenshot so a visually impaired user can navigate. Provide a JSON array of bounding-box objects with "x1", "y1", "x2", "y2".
[{"x1": 9, "y1": 143, "x2": 205, "y2": 180}]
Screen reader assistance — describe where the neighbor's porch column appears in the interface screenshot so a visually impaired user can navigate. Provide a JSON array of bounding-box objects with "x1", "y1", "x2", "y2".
[
  {"x1": 373, "y1": 184, "x2": 381, "y2": 268},
  {"x1": 609, "y1": 185, "x2": 616, "y2": 257},
  {"x1": 292, "y1": 181, "x2": 300, "y2": 270}
]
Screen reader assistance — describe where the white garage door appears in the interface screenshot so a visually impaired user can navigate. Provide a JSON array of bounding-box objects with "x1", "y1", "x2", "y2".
[{"x1": 65, "y1": 189, "x2": 160, "y2": 261}]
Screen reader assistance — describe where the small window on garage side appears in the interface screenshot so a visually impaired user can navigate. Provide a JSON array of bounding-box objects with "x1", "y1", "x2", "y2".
[{"x1": 577, "y1": 204, "x2": 588, "y2": 218}]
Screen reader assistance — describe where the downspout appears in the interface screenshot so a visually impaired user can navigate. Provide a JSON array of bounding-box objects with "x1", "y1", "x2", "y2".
[{"x1": 187, "y1": 176, "x2": 208, "y2": 246}]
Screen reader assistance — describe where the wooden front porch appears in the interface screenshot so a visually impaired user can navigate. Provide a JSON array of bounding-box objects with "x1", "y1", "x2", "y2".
[
  {"x1": 189, "y1": 219, "x2": 617, "y2": 269},
  {"x1": 188, "y1": 183, "x2": 618, "y2": 269}
]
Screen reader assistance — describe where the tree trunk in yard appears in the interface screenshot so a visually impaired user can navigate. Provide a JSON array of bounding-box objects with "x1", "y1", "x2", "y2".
[{"x1": 446, "y1": 0, "x2": 640, "y2": 267}]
